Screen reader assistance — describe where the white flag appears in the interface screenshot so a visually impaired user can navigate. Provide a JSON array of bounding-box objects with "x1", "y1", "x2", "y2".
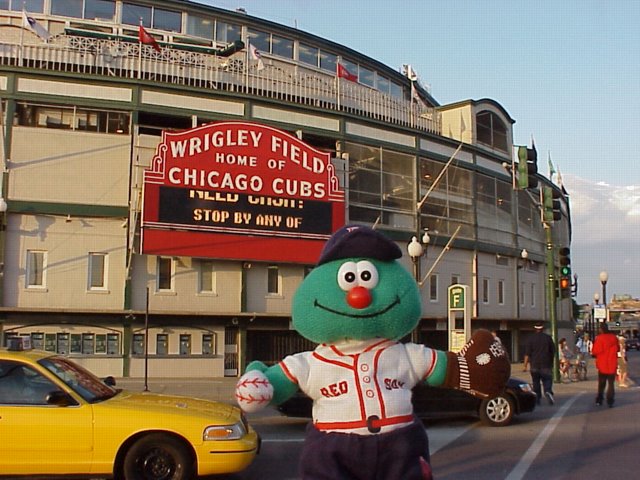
[
  {"x1": 249, "y1": 44, "x2": 265, "y2": 71},
  {"x1": 22, "y1": 11, "x2": 51, "y2": 41}
]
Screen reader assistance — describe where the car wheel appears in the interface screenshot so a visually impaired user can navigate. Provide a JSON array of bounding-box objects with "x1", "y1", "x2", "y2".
[
  {"x1": 122, "y1": 433, "x2": 194, "y2": 480},
  {"x1": 479, "y1": 394, "x2": 515, "y2": 427}
]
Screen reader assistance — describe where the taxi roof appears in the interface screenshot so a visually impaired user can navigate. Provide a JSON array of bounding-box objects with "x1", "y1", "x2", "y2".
[{"x1": 0, "y1": 347, "x2": 56, "y2": 363}]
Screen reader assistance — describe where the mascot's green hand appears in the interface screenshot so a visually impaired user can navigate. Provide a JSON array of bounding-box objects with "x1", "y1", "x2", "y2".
[
  {"x1": 440, "y1": 329, "x2": 511, "y2": 398},
  {"x1": 236, "y1": 362, "x2": 299, "y2": 412}
]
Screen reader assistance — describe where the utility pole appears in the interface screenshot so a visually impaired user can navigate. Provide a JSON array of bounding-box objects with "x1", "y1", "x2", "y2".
[{"x1": 544, "y1": 223, "x2": 559, "y2": 382}]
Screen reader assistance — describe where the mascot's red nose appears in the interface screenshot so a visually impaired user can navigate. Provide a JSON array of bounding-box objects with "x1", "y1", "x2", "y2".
[{"x1": 346, "y1": 286, "x2": 372, "y2": 309}]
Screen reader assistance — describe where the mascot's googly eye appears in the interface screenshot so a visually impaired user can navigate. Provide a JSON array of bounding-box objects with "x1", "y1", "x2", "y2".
[
  {"x1": 356, "y1": 260, "x2": 378, "y2": 289},
  {"x1": 337, "y1": 261, "x2": 359, "y2": 291}
]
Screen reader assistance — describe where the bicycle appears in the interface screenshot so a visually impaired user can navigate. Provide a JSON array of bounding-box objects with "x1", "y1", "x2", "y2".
[{"x1": 569, "y1": 357, "x2": 588, "y2": 382}]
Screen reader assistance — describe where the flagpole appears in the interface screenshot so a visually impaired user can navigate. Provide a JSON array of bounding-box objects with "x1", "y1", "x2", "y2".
[
  {"x1": 245, "y1": 36, "x2": 250, "y2": 93},
  {"x1": 336, "y1": 57, "x2": 341, "y2": 111},
  {"x1": 19, "y1": 7, "x2": 25, "y2": 67},
  {"x1": 137, "y1": 19, "x2": 143, "y2": 80}
]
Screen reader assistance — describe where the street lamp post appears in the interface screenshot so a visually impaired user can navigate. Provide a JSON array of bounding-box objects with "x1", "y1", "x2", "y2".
[
  {"x1": 599, "y1": 271, "x2": 609, "y2": 307},
  {"x1": 407, "y1": 230, "x2": 430, "y2": 342},
  {"x1": 592, "y1": 292, "x2": 600, "y2": 339}
]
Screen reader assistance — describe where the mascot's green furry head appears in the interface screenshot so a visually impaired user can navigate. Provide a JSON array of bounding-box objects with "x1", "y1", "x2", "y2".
[{"x1": 292, "y1": 225, "x2": 421, "y2": 344}]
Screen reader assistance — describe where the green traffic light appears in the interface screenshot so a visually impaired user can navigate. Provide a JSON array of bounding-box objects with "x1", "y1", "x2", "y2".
[{"x1": 560, "y1": 266, "x2": 571, "y2": 276}]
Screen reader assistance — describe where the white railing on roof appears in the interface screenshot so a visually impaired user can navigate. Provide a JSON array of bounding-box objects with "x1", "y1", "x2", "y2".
[{"x1": 0, "y1": 34, "x2": 441, "y2": 134}]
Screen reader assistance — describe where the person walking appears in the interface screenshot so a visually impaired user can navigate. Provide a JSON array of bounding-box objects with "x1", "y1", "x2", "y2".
[
  {"x1": 616, "y1": 335, "x2": 629, "y2": 388},
  {"x1": 591, "y1": 323, "x2": 620, "y2": 407},
  {"x1": 523, "y1": 324, "x2": 556, "y2": 405}
]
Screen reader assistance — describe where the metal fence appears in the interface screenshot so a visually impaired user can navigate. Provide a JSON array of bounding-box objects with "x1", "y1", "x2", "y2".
[{"x1": 0, "y1": 34, "x2": 441, "y2": 134}]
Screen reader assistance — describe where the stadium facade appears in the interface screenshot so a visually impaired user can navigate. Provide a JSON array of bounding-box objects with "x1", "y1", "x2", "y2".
[{"x1": 0, "y1": 0, "x2": 572, "y2": 378}]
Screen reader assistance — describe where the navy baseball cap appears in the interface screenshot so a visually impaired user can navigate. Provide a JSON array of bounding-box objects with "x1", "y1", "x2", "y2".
[{"x1": 317, "y1": 225, "x2": 402, "y2": 265}]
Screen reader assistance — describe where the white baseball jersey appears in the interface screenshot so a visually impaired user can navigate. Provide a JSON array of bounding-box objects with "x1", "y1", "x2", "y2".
[{"x1": 280, "y1": 338, "x2": 440, "y2": 435}]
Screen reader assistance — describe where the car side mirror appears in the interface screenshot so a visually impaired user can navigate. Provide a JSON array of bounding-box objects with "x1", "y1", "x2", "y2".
[
  {"x1": 46, "y1": 390, "x2": 77, "y2": 407},
  {"x1": 103, "y1": 376, "x2": 116, "y2": 387}
]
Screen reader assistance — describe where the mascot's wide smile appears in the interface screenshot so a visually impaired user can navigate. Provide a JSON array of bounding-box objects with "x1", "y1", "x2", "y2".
[{"x1": 313, "y1": 296, "x2": 400, "y2": 318}]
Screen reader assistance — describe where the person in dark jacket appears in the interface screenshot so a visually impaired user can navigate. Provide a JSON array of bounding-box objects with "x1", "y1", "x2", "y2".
[
  {"x1": 591, "y1": 322, "x2": 620, "y2": 407},
  {"x1": 523, "y1": 324, "x2": 556, "y2": 405}
]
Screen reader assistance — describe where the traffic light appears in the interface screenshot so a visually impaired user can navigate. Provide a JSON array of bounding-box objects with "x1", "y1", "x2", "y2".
[
  {"x1": 558, "y1": 247, "x2": 571, "y2": 298},
  {"x1": 543, "y1": 187, "x2": 563, "y2": 222},
  {"x1": 517, "y1": 145, "x2": 538, "y2": 189}
]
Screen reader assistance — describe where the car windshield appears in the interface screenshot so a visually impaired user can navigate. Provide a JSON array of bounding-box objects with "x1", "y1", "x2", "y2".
[{"x1": 39, "y1": 356, "x2": 117, "y2": 403}]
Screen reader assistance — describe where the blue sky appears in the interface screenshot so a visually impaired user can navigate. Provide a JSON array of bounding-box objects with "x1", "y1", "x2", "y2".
[{"x1": 204, "y1": 0, "x2": 640, "y2": 304}]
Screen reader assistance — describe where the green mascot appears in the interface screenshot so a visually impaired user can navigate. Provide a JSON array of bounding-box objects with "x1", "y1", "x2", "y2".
[{"x1": 235, "y1": 225, "x2": 510, "y2": 479}]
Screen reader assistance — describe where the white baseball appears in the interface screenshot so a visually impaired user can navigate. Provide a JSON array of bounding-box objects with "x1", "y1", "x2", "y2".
[{"x1": 235, "y1": 370, "x2": 274, "y2": 413}]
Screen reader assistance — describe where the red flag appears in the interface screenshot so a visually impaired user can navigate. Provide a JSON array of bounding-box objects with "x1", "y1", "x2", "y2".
[
  {"x1": 337, "y1": 63, "x2": 357, "y2": 82},
  {"x1": 139, "y1": 24, "x2": 161, "y2": 52}
]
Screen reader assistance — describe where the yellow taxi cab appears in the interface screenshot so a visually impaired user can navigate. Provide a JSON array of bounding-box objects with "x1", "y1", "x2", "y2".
[{"x1": 0, "y1": 338, "x2": 259, "y2": 479}]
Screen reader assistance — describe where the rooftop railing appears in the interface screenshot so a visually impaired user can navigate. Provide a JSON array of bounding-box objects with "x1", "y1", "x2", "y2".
[{"x1": 0, "y1": 32, "x2": 441, "y2": 135}]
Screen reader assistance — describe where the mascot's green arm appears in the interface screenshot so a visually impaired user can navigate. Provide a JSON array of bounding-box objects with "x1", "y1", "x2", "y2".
[
  {"x1": 424, "y1": 350, "x2": 449, "y2": 387},
  {"x1": 245, "y1": 360, "x2": 299, "y2": 405}
]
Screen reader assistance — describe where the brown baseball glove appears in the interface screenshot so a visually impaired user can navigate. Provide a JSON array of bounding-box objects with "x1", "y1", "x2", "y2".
[{"x1": 442, "y1": 329, "x2": 511, "y2": 398}]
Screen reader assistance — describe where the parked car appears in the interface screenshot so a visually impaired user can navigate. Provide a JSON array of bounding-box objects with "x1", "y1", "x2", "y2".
[
  {"x1": 625, "y1": 337, "x2": 640, "y2": 350},
  {"x1": 0, "y1": 340, "x2": 259, "y2": 479},
  {"x1": 278, "y1": 377, "x2": 536, "y2": 427}
]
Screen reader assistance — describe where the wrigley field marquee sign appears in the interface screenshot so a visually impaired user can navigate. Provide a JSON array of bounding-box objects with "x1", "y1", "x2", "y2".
[{"x1": 141, "y1": 122, "x2": 345, "y2": 263}]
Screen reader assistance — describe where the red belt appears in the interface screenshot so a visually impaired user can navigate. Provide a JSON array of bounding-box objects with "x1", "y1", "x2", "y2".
[{"x1": 315, "y1": 414, "x2": 415, "y2": 434}]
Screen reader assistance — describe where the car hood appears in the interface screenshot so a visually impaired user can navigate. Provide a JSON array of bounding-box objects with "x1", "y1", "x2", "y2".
[{"x1": 101, "y1": 390, "x2": 240, "y2": 423}]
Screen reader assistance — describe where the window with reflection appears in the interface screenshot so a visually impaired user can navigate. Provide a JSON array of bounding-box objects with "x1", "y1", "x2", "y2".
[
  {"x1": 319, "y1": 50, "x2": 337, "y2": 72},
  {"x1": 272, "y1": 34, "x2": 293, "y2": 58},
  {"x1": 247, "y1": 28, "x2": 269, "y2": 52},
  {"x1": 122, "y1": 2, "x2": 151, "y2": 27},
  {"x1": 216, "y1": 21, "x2": 241, "y2": 44},
  {"x1": 477, "y1": 173, "x2": 514, "y2": 245},
  {"x1": 85, "y1": 0, "x2": 115, "y2": 21},
  {"x1": 347, "y1": 143, "x2": 414, "y2": 229},
  {"x1": 186, "y1": 14, "x2": 213, "y2": 39},
  {"x1": 51, "y1": 0, "x2": 82, "y2": 18},
  {"x1": 299, "y1": 42, "x2": 319, "y2": 67},
  {"x1": 13, "y1": 0, "x2": 44, "y2": 13},
  {"x1": 419, "y1": 158, "x2": 474, "y2": 239},
  {"x1": 153, "y1": 7, "x2": 180, "y2": 31},
  {"x1": 476, "y1": 111, "x2": 508, "y2": 152},
  {"x1": 359, "y1": 66, "x2": 374, "y2": 87}
]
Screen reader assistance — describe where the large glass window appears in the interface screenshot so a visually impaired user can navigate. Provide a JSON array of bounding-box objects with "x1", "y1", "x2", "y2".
[
  {"x1": 271, "y1": 34, "x2": 293, "y2": 58},
  {"x1": 476, "y1": 111, "x2": 508, "y2": 152},
  {"x1": 15, "y1": 103, "x2": 130, "y2": 134},
  {"x1": 9, "y1": 0, "x2": 44, "y2": 13},
  {"x1": 216, "y1": 21, "x2": 241, "y2": 44},
  {"x1": 51, "y1": 0, "x2": 82, "y2": 18},
  {"x1": 26, "y1": 250, "x2": 46, "y2": 288},
  {"x1": 186, "y1": 14, "x2": 213, "y2": 39},
  {"x1": 477, "y1": 173, "x2": 514, "y2": 245},
  {"x1": 153, "y1": 7, "x2": 180, "y2": 31},
  {"x1": 347, "y1": 143, "x2": 414, "y2": 230},
  {"x1": 247, "y1": 28, "x2": 269, "y2": 52},
  {"x1": 419, "y1": 158, "x2": 474, "y2": 239},
  {"x1": 319, "y1": 50, "x2": 337, "y2": 73},
  {"x1": 122, "y1": 2, "x2": 151, "y2": 27},
  {"x1": 299, "y1": 42, "x2": 319, "y2": 67},
  {"x1": 85, "y1": 0, "x2": 115, "y2": 21}
]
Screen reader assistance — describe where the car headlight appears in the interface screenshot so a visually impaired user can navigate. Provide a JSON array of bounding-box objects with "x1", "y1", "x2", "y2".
[
  {"x1": 518, "y1": 383, "x2": 534, "y2": 394},
  {"x1": 203, "y1": 421, "x2": 247, "y2": 441}
]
